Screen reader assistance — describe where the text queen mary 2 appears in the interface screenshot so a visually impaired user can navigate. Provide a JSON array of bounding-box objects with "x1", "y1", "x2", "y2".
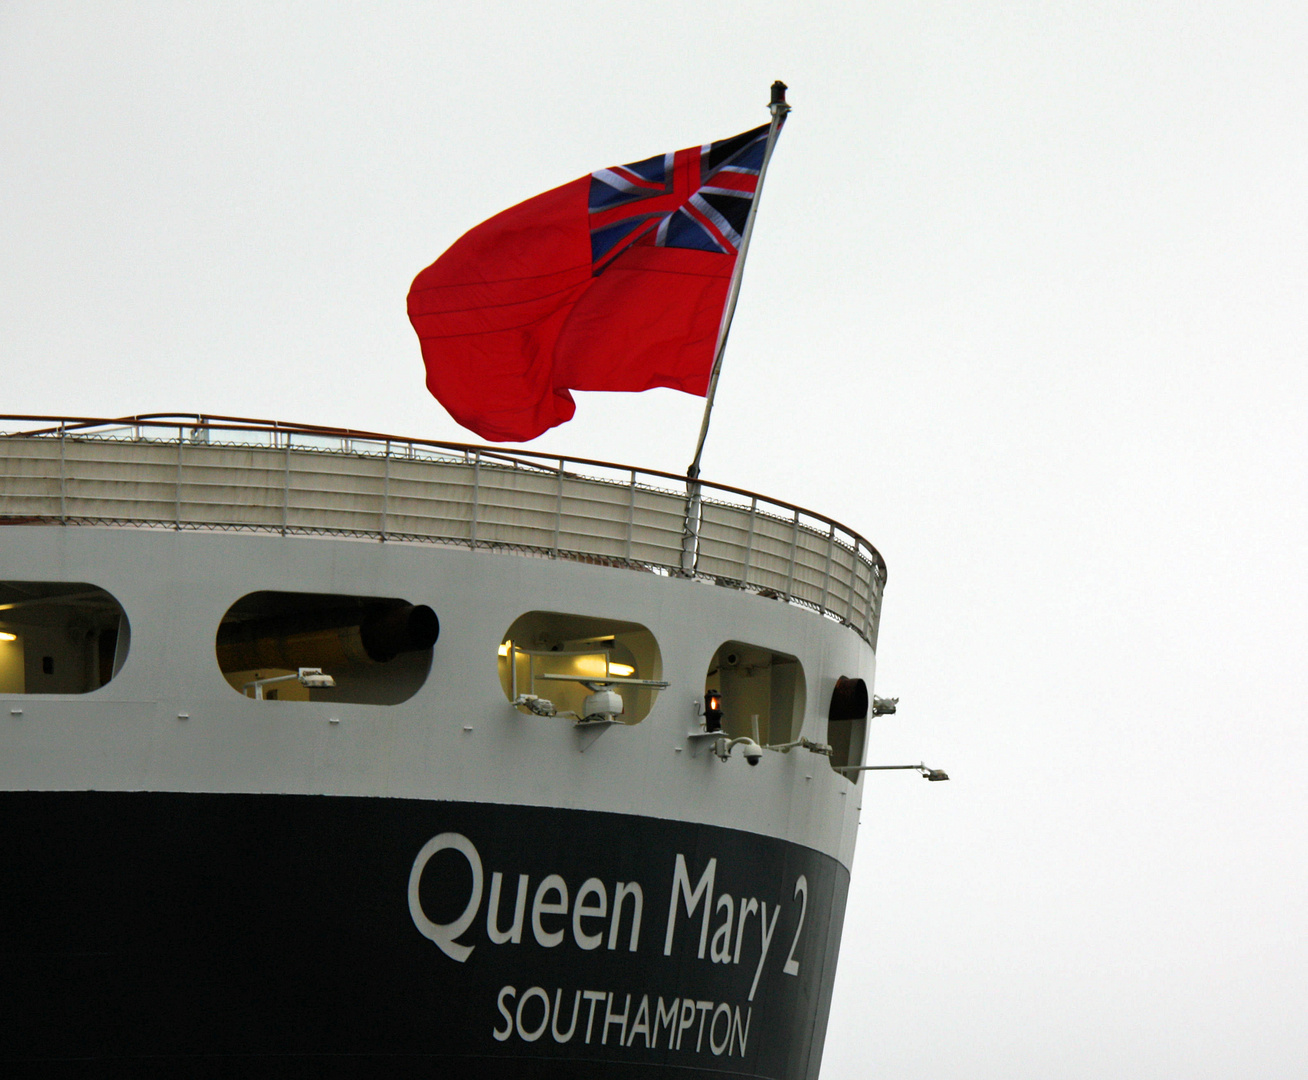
[{"x1": 1, "y1": 84, "x2": 937, "y2": 1078}]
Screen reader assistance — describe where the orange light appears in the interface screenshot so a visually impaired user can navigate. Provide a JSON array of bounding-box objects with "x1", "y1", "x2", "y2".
[{"x1": 704, "y1": 690, "x2": 723, "y2": 733}]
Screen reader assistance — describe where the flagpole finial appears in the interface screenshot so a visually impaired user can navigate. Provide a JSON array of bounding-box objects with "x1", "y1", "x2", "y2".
[{"x1": 770, "y1": 81, "x2": 788, "y2": 108}]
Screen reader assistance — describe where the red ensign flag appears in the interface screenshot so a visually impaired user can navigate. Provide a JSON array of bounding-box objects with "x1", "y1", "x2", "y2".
[{"x1": 408, "y1": 124, "x2": 773, "y2": 442}]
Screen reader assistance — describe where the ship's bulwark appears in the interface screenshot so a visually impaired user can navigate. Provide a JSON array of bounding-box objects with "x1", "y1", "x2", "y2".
[{"x1": 1, "y1": 791, "x2": 849, "y2": 1078}]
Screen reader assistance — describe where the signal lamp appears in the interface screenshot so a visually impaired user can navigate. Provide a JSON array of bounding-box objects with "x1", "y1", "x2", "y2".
[{"x1": 704, "y1": 690, "x2": 723, "y2": 733}]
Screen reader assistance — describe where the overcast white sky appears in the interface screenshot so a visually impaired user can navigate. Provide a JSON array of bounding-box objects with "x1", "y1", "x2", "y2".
[{"x1": 3, "y1": 3, "x2": 1305, "y2": 1077}]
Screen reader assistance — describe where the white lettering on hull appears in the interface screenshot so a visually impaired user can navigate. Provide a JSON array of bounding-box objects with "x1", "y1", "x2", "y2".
[
  {"x1": 408, "y1": 832, "x2": 483, "y2": 962},
  {"x1": 492, "y1": 984, "x2": 753, "y2": 1057},
  {"x1": 407, "y1": 835, "x2": 810, "y2": 1008}
]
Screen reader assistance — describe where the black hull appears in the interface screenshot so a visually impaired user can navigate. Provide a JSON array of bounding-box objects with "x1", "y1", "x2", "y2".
[{"x1": 1, "y1": 792, "x2": 849, "y2": 1078}]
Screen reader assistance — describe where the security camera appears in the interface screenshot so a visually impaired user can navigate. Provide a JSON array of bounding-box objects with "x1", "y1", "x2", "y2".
[
  {"x1": 714, "y1": 735, "x2": 764, "y2": 765},
  {"x1": 582, "y1": 688, "x2": 624, "y2": 722}
]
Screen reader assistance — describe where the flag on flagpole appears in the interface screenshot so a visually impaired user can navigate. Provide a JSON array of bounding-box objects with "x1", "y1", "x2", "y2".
[{"x1": 408, "y1": 124, "x2": 774, "y2": 443}]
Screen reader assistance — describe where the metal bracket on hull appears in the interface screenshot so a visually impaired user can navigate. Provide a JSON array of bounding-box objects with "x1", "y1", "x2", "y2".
[
  {"x1": 686, "y1": 729, "x2": 723, "y2": 758},
  {"x1": 573, "y1": 717, "x2": 614, "y2": 753},
  {"x1": 765, "y1": 737, "x2": 834, "y2": 756},
  {"x1": 834, "y1": 761, "x2": 950, "y2": 781}
]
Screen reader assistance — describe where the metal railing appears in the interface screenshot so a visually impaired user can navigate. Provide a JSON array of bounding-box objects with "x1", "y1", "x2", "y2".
[{"x1": 1, "y1": 413, "x2": 885, "y2": 645}]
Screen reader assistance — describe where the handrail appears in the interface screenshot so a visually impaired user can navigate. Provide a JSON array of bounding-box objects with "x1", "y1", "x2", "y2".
[
  {"x1": 1, "y1": 412, "x2": 885, "y2": 644},
  {"x1": 1, "y1": 411, "x2": 886, "y2": 583}
]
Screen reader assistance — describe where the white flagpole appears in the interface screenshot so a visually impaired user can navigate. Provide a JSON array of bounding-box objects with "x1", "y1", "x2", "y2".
[{"x1": 681, "y1": 80, "x2": 790, "y2": 573}]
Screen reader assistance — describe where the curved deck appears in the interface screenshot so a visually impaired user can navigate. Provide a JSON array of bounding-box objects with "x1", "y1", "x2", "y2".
[{"x1": 1, "y1": 414, "x2": 885, "y2": 646}]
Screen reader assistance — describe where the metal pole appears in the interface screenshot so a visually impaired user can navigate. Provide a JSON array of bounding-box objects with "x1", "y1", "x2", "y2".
[
  {"x1": 784, "y1": 508, "x2": 799, "y2": 600},
  {"x1": 682, "y1": 81, "x2": 790, "y2": 573},
  {"x1": 625, "y1": 469, "x2": 636, "y2": 562},
  {"x1": 553, "y1": 458, "x2": 564, "y2": 556},
  {"x1": 470, "y1": 450, "x2": 480, "y2": 549},
  {"x1": 741, "y1": 495, "x2": 757, "y2": 583},
  {"x1": 381, "y1": 440, "x2": 390, "y2": 542},
  {"x1": 687, "y1": 80, "x2": 790, "y2": 483},
  {"x1": 819, "y1": 523, "x2": 835, "y2": 614},
  {"x1": 846, "y1": 540, "x2": 860, "y2": 626},
  {"x1": 281, "y1": 436, "x2": 291, "y2": 536},
  {"x1": 174, "y1": 426, "x2": 183, "y2": 530},
  {"x1": 58, "y1": 424, "x2": 67, "y2": 524},
  {"x1": 679, "y1": 480, "x2": 702, "y2": 575}
]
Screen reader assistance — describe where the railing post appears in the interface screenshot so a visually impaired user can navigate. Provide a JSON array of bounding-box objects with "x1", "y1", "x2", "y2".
[
  {"x1": 846, "y1": 540, "x2": 860, "y2": 627},
  {"x1": 625, "y1": 469, "x2": 636, "y2": 562},
  {"x1": 381, "y1": 440, "x2": 390, "y2": 542},
  {"x1": 58, "y1": 424, "x2": 67, "y2": 524},
  {"x1": 741, "y1": 496, "x2": 757, "y2": 586},
  {"x1": 819, "y1": 523, "x2": 835, "y2": 614},
  {"x1": 552, "y1": 458, "x2": 564, "y2": 556},
  {"x1": 174, "y1": 425, "x2": 183, "y2": 530},
  {"x1": 784, "y1": 508, "x2": 800, "y2": 600},
  {"x1": 281, "y1": 434, "x2": 291, "y2": 536},
  {"x1": 865, "y1": 563, "x2": 878, "y2": 642},
  {"x1": 470, "y1": 450, "x2": 480, "y2": 549}
]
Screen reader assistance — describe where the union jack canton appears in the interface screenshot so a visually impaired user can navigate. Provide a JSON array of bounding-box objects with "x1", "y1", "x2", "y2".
[{"x1": 587, "y1": 123, "x2": 770, "y2": 275}]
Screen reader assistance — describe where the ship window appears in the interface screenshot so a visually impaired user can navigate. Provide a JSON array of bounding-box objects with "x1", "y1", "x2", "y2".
[
  {"x1": 827, "y1": 676, "x2": 869, "y2": 781},
  {"x1": 216, "y1": 591, "x2": 438, "y2": 705},
  {"x1": 0, "y1": 581, "x2": 130, "y2": 695},
  {"x1": 704, "y1": 641, "x2": 806, "y2": 747},
  {"x1": 498, "y1": 611, "x2": 662, "y2": 724}
]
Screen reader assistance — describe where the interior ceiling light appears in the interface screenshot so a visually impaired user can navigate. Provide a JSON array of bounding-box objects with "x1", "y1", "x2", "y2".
[
  {"x1": 576, "y1": 656, "x2": 610, "y2": 677},
  {"x1": 0, "y1": 632, "x2": 17, "y2": 642}
]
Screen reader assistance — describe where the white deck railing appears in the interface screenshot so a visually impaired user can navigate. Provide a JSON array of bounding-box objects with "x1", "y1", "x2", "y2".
[{"x1": 1, "y1": 414, "x2": 885, "y2": 645}]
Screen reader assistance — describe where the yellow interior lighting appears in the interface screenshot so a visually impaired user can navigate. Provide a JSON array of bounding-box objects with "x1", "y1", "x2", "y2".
[
  {"x1": 573, "y1": 654, "x2": 609, "y2": 678},
  {"x1": 0, "y1": 632, "x2": 16, "y2": 642},
  {"x1": 607, "y1": 662, "x2": 635, "y2": 677}
]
